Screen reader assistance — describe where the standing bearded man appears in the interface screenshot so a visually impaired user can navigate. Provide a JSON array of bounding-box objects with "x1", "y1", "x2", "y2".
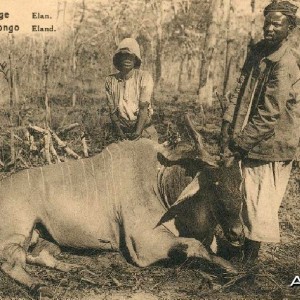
[{"x1": 221, "y1": 1, "x2": 300, "y2": 264}]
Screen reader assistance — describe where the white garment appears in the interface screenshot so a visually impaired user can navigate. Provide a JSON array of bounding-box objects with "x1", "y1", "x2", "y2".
[
  {"x1": 105, "y1": 69, "x2": 154, "y2": 121},
  {"x1": 240, "y1": 159, "x2": 292, "y2": 242}
]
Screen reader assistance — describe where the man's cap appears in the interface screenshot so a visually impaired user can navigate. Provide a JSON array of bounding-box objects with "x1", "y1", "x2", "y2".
[{"x1": 264, "y1": 1, "x2": 298, "y2": 17}]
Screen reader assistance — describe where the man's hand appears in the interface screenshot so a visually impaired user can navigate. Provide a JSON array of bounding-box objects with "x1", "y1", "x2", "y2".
[
  {"x1": 229, "y1": 140, "x2": 248, "y2": 159},
  {"x1": 220, "y1": 142, "x2": 247, "y2": 167},
  {"x1": 135, "y1": 102, "x2": 149, "y2": 138}
]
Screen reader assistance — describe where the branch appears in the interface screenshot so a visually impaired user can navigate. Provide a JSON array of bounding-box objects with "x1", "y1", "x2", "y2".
[
  {"x1": 81, "y1": 132, "x2": 89, "y2": 158},
  {"x1": 49, "y1": 138, "x2": 61, "y2": 163},
  {"x1": 78, "y1": 29, "x2": 106, "y2": 49},
  {"x1": 0, "y1": 61, "x2": 9, "y2": 83},
  {"x1": 28, "y1": 125, "x2": 81, "y2": 160},
  {"x1": 26, "y1": 130, "x2": 38, "y2": 152},
  {"x1": 13, "y1": 134, "x2": 24, "y2": 143},
  {"x1": 50, "y1": 130, "x2": 81, "y2": 160},
  {"x1": 44, "y1": 131, "x2": 52, "y2": 164},
  {"x1": 16, "y1": 151, "x2": 30, "y2": 169},
  {"x1": 58, "y1": 123, "x2": 80, "y2": 135},
  {"x1": 215, "y1": 92, "x2": 227, "y2": 114},
  {"x1": 28, "y1": 125, "x2": 48, "y2": 134},
  {"x1": 73, "y1": 0, "x2": 86, "y2": 45}
]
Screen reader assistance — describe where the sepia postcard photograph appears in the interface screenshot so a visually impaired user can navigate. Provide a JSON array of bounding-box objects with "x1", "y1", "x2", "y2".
[{"x1": 0, "y1": 0, "x2": 300, "y2": 299}]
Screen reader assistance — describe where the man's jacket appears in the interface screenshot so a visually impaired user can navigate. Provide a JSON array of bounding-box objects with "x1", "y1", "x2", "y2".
[{"x1": 223, "y1": 40, "x2": 300, "y2": 161}]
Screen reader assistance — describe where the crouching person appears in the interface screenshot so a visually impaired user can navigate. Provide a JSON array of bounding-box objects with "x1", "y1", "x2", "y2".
[{"x1": 105, "y1": 38, "x2": 158, "y2": 142}]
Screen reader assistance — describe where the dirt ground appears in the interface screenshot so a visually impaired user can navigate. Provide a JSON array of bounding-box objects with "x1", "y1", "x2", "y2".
[
  {"x1": 0, "y1": 169, "x2": 300, "y2": 300},
  {"x1": 1, "y1": 174, "x2": 300, "y2": 300},
  {"x1": 1, "y1": 96, "x2": 300, "y2": 300}
]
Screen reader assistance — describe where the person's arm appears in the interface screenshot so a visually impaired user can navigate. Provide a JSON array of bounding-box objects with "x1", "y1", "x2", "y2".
[
  {"x1": 134, "y1": 102, "x2": 150, "y2": 136},
  {"x1": 129, "y1": 72, "x2": 154, "y2": 140},
  {"x1": 233, "y1": 61, "x2": 290, "y2": 151},
  {"x1": 105, "y1": 77, "x2": 126, "y2": 140}
]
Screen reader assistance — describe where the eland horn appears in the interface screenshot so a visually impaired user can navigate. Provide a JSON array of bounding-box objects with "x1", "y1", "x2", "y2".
[{"x1": 184, "y1": 113, "x2": 218, "y2": 167}]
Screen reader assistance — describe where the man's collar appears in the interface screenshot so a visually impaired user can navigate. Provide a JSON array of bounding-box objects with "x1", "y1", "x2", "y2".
[
  {"x1": 116, "y1": 69, "x2": 136, "y2": 81},
  {"x1": 264, "y1": 40, "x2": 289, "y2": 62}
]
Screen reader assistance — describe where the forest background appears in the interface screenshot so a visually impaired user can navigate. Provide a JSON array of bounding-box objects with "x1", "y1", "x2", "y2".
[{"x1": 0, "y1": 0, "x2": 299, "y2": 169}]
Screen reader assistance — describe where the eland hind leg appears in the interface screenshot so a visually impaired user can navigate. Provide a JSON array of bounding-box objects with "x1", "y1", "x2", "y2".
[
  {"x1": 0, "y1": 221, "x2": 75, "y2": 297},
  {"x1": 27, "y1": 234, "x2": 81, "y2": 272},
  {"x1": 0, "y1": 193, "x2": 55, "y2": 295},
  {"x1": 0, "y1": 220, "x2": 46, "y2": 293}
]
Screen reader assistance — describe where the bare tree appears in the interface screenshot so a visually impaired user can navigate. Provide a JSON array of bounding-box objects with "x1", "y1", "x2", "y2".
[
  {"x1": 222, "y1": 0, "x2": 232, "y2": 96},
  {"x1": 8, "y1": 37, "x2": 16, "y2": 166},
  {"x1": 149, "y1": 0, "x2": 164, "y2": 85},
  {"x1": 249, "y1": 0, "x2": 256, "y2": 48},
  {"x1": 197, "y1": 0, "x2": 221, "y2": 106},
  {"x1": 71, "y1": 0, "x2": 85, "y2": 107},
  {"x1": 43, "y1": 41, "x2": 51, "y2": 128}
]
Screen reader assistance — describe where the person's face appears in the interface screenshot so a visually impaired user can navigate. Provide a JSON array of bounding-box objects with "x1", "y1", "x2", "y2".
[
  {"x1": 119, "y1": 52, "x2": 136, "y2": 73},
  {"x1": 263, "y1": 12, "x2": 291, "y2": 47}
]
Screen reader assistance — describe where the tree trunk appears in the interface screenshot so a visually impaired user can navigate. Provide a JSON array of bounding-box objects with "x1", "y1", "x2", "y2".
[
  {"x1": 71, "y1": 0, "x2": 85, "y2": 107},
  {"x1": 72, "y1": 53, "x2": 77, "y2": 107},
  {"x1": 14, "y1": 72, "x2": 20, "y2": 104},
  {"x1": 177, "y1": 55, "x2": 186, "y2": 92},
  {"x1": 152, "y1": 0, "x2": 163, "y2": 85},
  {"x1": 43, "y1": 42, "x2": 51, "y2": 127},
  {"x1": 198, "y1": 0, "x2": 221, "y2": 106},
  {"x1": 155, "y1": 35, "x2": 162, "y2": 85},
  {"x1": 222, "y1": 0, "x2": 232, "y2": 95},
  {"x1": 249, "y1": 0, "x2": 256, "y2": 49},
  {"x1": 9, "y1": 43, "x2": 15, "y2": 166},
  {"x1": 198, "y1": 0, "x2": 236, "y2": 104},
  {"x1": 224, "y1": 0, "x2": 253, "y2": 95}
]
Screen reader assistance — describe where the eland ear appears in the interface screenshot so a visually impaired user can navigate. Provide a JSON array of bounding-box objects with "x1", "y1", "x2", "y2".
[
  {"x1": 171, "y1": 172, "x2": 201, "y2": 207},
  {"x1": 155, "y1": 172, "x2": 201, "y2": 228}
]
